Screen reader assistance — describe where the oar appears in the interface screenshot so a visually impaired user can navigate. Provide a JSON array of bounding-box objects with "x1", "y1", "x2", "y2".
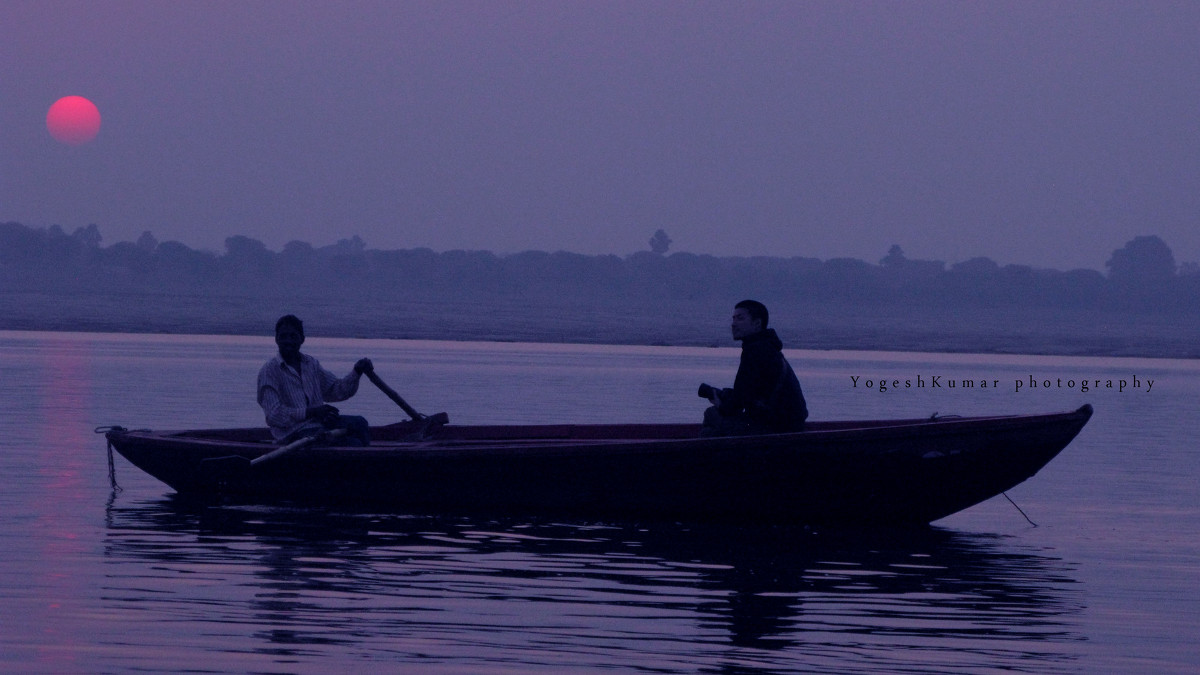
[
  {"x1": 363, "y1": 368, "x2": 450, "y2": 436},
  {"x1": 364, "y1": 369, "x2": 426, "y2": 421}
]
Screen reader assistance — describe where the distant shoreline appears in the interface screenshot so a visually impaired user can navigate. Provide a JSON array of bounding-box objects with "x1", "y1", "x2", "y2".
[
  {"x1": 3, "y1": 324, "x2": 1192, "y2": 361},
  {"x1": 4, "y1": 222, "x2": 1198, "y2": 360},
  {"x1": 3, "y1": 289, "x2": 1195, "y2": 360}
]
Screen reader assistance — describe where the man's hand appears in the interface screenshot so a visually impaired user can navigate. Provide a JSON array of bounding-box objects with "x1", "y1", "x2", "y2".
[
  {"x1": 354, "y1": 358, "x2": 374, "y2": 375},
  {"x1": 708, "y1": 390, "x2": 722, "y2": 406},
  {"x1": 306, "y1": 404, "x2": 340, "y2": 424}
]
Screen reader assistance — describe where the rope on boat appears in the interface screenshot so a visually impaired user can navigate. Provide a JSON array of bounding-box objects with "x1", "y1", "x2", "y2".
[
  {"x1": 1003, "y1": 492, "x2": 1037, "y2": 527},
  {"x1": 94, "y1": 426, "x2": 125, "y2": 494}
]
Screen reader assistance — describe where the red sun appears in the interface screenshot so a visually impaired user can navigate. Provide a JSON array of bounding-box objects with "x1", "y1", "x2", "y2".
[{"x1": 46, "y1": 96, "x2": 102, "y2": 145}]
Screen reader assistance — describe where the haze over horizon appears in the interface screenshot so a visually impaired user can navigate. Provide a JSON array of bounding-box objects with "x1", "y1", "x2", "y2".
[{"x1": 3, "y1": 1, "x2": 1198, "y2": 272}]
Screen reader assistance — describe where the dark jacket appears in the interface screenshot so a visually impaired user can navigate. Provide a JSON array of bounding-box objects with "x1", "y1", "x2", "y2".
[{"x1": 718, "y1": 328, "x2": 808, "y2": 432}]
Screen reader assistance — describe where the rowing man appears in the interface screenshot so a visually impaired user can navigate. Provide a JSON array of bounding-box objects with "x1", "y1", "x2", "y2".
[{"x1": 257, "y1": 314, "x2": 373, "y2": 446}]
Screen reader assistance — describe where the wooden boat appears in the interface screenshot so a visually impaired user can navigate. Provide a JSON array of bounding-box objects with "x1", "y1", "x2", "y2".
[{"x1": 103, "y1": 404, "x2": 1092, "y2": 525}]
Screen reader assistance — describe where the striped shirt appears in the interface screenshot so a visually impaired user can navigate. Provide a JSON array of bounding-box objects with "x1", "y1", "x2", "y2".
[{"x1": 257, "y1": 353, "x2": 362, "y2": 441}]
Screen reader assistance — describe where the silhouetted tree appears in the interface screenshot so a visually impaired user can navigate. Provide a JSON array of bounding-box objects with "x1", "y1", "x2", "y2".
[
  {"x1": 136, "y1": 231, "x2": 158, "y2": 252},
  {"x1": 156, "y1": 240, "x2": 219, "y2": 281},
  {"x1": 821, "y1": 257, "x2": 881, "y2": 301},
  {"x1": 649, "y1": 229, "x2": 672, "y2": 255},
  {"x1": 880, "y1": 244, "x2": 906, "y2": 268},
  {"x1": 328, "y1": 235, "x2": 366, "y2": 254},
  {"x1": 950, "y1": 257, "x2": 1001, "y2": 276},
  {"x1": 276, "y1": 240, "x2": 317, "y2": 284},
  {"x1": 0, "y1": 222, "x2": 44, "y2": 261},
  {"x1": 72, "y1": 224, "x2": 102, "y2": 249},
  {"x1": 1106, "y1": 235, "x2": 1176, "y2": 284},
  {"x1": 44, "y1": 224, "x2": 83, "y2": 261},
  {"x1": 225, "y1": 235, "x2": 270, "y2": 257},
  {"x1": 224, "y1": 235, "x2": 274, "y2": 277},
  {"x1": 281, "y1": 240, "x2": 315, "y2": 258},
  {"x1": 104, "y1": 241, "x2": 154, "y2": 275}
]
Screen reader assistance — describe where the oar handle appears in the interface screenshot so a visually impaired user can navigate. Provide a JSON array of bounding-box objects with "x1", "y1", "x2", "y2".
[{"x1": 364, "y1": 369, "x2": 425, "y2": 420}]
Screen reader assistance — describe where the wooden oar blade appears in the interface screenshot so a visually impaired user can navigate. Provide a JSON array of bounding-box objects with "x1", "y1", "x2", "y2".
[
  {"x1": 412, "y1": 411, "x2": 449, "y2": 439},
  {"x1": 380, "y1": 411, "x2": 450, "y2": 440}
]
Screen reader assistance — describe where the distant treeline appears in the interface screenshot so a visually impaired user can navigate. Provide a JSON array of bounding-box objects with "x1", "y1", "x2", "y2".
[{"x1": 1, "y1": 220, "x2": 1194, "y2": 313}]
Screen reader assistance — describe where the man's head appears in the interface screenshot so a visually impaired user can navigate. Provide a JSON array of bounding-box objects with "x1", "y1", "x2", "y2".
[
  {"x1": 731, "y1": 300, "x2": 768, "y2": 340},
  {"x1": 275, "y1": 314, "x2": 304, "y2": 336},
  {"x1": 274, "y1": 314, "x2": 305, "y2": 358}
]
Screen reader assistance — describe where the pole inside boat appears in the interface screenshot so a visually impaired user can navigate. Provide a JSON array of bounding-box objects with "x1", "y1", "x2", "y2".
[
  {"x1": 200, "y1": 428, "x2": 348, "y2": 475},
  {"x1": 250, "y1": 428, "x2": 347, "y2": 466}
]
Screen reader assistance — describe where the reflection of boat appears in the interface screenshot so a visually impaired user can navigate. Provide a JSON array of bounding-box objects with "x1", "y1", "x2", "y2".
[
  {"x1": 104, "y1": 404, "x2": 1092, "y2": 525},
  {"x1": 101, "y1": 499, "x2": 1086, "y2": 662}
]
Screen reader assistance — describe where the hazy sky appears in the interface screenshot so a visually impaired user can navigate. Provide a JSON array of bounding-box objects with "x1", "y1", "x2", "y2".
[{"x1": 3, "y1": 1, "x2": 1197, "y2": 270}]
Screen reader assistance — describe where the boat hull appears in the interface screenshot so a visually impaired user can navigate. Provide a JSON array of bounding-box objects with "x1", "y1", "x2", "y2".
[{"x1": 106, "y1": 405, "x2": 1093, "y2": 525}]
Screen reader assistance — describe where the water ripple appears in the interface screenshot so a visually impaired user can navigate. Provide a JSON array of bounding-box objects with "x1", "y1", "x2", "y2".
[{"x1": 92, "y1": 498, "x2": 1086, "y2": 674}]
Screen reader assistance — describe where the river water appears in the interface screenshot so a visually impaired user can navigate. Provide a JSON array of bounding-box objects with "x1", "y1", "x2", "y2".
[{"x1": 0, "y1": 330, "x2": 1195, "y2": 673}]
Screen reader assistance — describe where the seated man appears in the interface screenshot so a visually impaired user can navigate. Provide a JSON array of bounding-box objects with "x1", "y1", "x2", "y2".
[
  {"x1": 257, "y1": 314, "x2": 373, "y2": 446},
  {"x1": 700, "y1": 300, "x2": 808, "y2": 437}
]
